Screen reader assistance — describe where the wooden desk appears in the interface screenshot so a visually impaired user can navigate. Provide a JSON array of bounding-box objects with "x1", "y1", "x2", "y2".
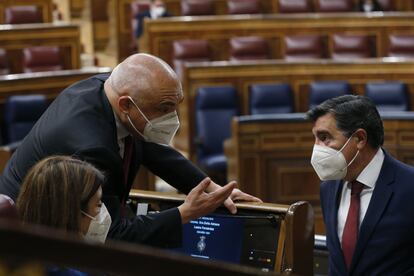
[
  {"x1": 0, "y1": 0, "x2": 53, "y2": 23},
  {"x1": 129, "y1": 189, "x2": 314, "y2": 275},
  {"x1": 0, "y1": 22, "x2": 81, "y2": 73},
  {"x1": 0, "y1": 217, "x2": 274, "y2": 275},
  {"x1": 224, "y1": 112, "x2": 414, "y2": 234},
  {"x1": 142, "y1": 12, "x2": 414, "y2": 66},
  {"x1": 0, "y1": 67, "x2": 111, "y2": 104},
  {"x1": 178, "y1": 58, "x2": 414, "y2": 160}
]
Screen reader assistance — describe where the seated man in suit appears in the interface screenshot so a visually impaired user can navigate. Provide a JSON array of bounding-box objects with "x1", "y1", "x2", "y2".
[
  {"x1": 307, "y1": 95, "x2": 414, "y2": 275},
  {"x1": 0, "y1": 53, "x2": 261, "y2": 247},
  {"x1": 135, "y1": 0, "x2": 172, "y2": 39}
]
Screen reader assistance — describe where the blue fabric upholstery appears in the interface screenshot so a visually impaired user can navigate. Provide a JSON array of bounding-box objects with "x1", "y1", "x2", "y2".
[
  {"x1": 4, "y1": 95, "x2": 48, "y2": 144},
  {"x1": 365, "y1": 82, "x2": 409, "y2": 111},
  {"x1": 249, "y1": 83, "x2": 294, "y2": 114},
  {"x1": 195, "y1": 86, "x2": 238, "y2": 175},
  {"x1": 309, "y1": 81, "x2": 351, "y2": 108}
]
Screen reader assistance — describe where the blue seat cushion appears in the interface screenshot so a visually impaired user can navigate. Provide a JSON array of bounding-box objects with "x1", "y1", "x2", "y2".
[{"x1": 198, "y1": 154, "x2": 227, "y2": 173}]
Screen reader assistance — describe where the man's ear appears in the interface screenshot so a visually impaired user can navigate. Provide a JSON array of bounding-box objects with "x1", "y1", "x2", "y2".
[
  {"x1": 118, "y1": 96, "x2": 131, "y2": 114},
  {"x1": 355, "y1": 128, "x2": 368, "y2": 149}
]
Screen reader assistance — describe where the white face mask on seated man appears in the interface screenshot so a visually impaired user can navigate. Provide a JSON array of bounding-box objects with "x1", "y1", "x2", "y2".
[{"x1": 82, "y1": 203, "x2": 112, "y2": 244}]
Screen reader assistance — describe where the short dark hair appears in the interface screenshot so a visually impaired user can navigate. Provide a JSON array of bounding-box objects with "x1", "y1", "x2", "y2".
[{"x1": 306, "y1": 95, "x2": 384, "y2": 148}]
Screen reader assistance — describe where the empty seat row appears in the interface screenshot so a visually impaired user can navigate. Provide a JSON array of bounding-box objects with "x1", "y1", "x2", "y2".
[
  {"x1": 132, "y1": 0, "x2": 394, "y2": 17},
  {"x1": 3, "y1": 5, "x2": 43, "y2": 24},
  {"x1": 251, "y1": 81, "x2": 409, "y2": 113},
  {"x1": 172, "y1": 33, "x2": 414, "y2": 71},
  {"x1": 194, "y1": 80, "x2": 409, "y2": 180},
  {"x1": 278, "y1": 0, "x2": 393, "y2": 13},
  {"x1": 196, "y1": 81, "x2": 409, "y2": 120},
  {"x1": 0, "y1": 46, "x2": 63, "y2": 75}
]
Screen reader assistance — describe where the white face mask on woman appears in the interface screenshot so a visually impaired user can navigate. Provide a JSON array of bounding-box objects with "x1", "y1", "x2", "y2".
[
  {"x1": 82, "y1": 203, "x2": 112, "y2": 243},
  {"x1": 310, "y1": 135, "x2": 359, "y2": 181},
  {"x1": 126, "y1": 96, "x2": 180, "y2": 145}
]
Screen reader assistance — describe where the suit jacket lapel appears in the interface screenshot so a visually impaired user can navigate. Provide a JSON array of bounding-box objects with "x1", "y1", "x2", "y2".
[{"x1": 350, "y1": 151, "x2": 394, "y2": 272}]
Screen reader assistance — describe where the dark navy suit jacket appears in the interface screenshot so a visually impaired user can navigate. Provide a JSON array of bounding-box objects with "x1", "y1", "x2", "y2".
[
  {"x1": 320, "y1": 150, "x2": 414, "y2": 275},
  {"x1": 0, "y1": 74, "x2": 206, "y2": 247}
]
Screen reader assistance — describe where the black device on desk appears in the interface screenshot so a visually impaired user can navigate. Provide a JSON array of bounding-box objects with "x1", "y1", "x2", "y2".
[
  {"x1": 172, "y1": 209, "x2": 282, "y2": 272},
  {"x1": 131, "y1": 190, "x2": 314, "y2": 275}
]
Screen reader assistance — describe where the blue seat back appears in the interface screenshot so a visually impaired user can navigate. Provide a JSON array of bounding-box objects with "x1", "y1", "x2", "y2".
[
  {"x1": 365, "y1": 82, "x2": 409, "y2": 111},
  {"x1": 195, "y1": 86, "x2": 238, "y2": 159},
  {"x1": 4, "y1": 95, "x2": 48, "y2": 143},
  {"x1": 309, "y1": 81, "x2": 351, "y2": 108},
  {"x1": 249, "y1": 83, "x2": 294, "y2": 114}
]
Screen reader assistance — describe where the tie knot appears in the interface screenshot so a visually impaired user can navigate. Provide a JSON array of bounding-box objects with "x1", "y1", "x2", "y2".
[{"x1": 351, "y1": 181, "x2": 364, "y2": 196}]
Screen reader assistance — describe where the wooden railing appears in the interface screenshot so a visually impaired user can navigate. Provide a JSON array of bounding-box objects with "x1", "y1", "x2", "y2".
[{"x1": 0, "y1": 216, "x2": 276, "y2": 275}]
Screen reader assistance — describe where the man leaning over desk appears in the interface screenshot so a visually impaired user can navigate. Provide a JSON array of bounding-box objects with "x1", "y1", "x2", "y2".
[{"x1": 0, "y1": 53, "x2": 261, "y2": 247}]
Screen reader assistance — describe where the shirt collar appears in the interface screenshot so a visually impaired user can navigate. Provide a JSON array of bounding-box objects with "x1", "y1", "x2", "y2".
[
  {"x1": 113, "y1": 111, "x2": 130, "y2": 141},
  {"x1": 354, "y1": 148, "x2": 384, "y2": 189}
]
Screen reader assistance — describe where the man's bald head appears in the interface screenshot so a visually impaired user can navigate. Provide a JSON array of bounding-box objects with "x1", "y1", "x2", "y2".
[
  {"x1": 105, "y1": 54, "x2": 184, "y2": 137},
  {"x1": 108, "y1": 53, "x2": 181, "y2": 104}
]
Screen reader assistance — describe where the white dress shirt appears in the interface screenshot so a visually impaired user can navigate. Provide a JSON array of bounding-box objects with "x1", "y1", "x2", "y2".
[
  {"x1": 337, "y1": 148, "x2": 384, "y2": 243},
  {"x1": 113, "y1": 112, "x2": 130, "y2": 158}
]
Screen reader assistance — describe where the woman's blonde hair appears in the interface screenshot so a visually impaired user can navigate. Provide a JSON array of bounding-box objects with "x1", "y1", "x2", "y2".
[{"x1": 16, "y1": 156, "x2": 104, "y2": 233}]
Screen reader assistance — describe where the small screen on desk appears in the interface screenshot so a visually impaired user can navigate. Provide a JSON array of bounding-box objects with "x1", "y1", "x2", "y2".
[{"x1": 173, "y1": 211, "x2": 281, "y2": 271}]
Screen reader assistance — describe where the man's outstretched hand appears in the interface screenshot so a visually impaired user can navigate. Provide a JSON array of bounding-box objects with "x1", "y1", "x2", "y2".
[
  {"x1": 178, "y1": 177, "x2": 236, "y2": 224},
  {"x1": 178, "y1": 177, "x2": 263, "y2": 224}
]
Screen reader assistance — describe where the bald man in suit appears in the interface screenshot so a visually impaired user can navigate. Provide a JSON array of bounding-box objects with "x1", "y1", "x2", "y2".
[{"x1": 0, "y1": 53, "x2": 260, "y2": 247}]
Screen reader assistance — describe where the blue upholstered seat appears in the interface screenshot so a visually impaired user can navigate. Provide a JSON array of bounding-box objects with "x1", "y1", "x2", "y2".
[
  {"x1": 309, "y1": 81, "x2": 351, "y2": 108},
  {"x1": 4, "y1": 95, "x2": 48, "y2": 144},
  {"x1": 249, "y1": 83, "x2": 294, "y2": 114},
  {"x1": 365, "y1": 82, "x2": 409, "y2": 111},
  {"x1": 195, "y1": 86, "x2": 238, "y2": 180}
]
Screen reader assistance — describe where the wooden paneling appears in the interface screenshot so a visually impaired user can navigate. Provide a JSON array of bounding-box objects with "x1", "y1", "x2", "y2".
[
  {"x1": 179, "y1": 58, "x2": 414, "y2": 160},
  {"x1": 224, "y1": 113, "x2": 414, "y2": 234},
  {"x1": 0, "y1": 0, "x2": 53, "y2": 23},
  {"x1": 142, "y1": 12, "x2": 414, "y2": 66},
  {"x1": 130, "y1": 189, "x2": 314, "y2": 275},
  {"x1": 0, "y1": 23, "x2": 81, "y2": 74},
  {"x1": 91, "y1": 0, "x2": 109, "y2": 51},
  {"x1": 69, "y1": 0, "x2": 84, "y2": 17}
]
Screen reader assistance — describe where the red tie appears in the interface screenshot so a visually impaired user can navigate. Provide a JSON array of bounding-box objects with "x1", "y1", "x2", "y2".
[{"x1": 342, "y1": 181, "x2": 365, "y2": 269}]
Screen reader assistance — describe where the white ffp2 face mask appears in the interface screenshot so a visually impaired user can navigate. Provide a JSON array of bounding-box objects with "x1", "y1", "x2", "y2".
[
  {"x1": 126, "y1": 97, "x2": 180, "y2": 145},
  {"x1": 310, "y1": 136, "x2": 359, "y2": 181},
  {"x1": 82, "y1": 203, "x2": 112, "y2": 244}
]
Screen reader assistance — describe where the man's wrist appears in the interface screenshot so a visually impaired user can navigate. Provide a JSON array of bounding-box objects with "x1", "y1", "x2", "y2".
[{"x1": 178, "y1": 204, "x2": 191, "y2": 224}]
